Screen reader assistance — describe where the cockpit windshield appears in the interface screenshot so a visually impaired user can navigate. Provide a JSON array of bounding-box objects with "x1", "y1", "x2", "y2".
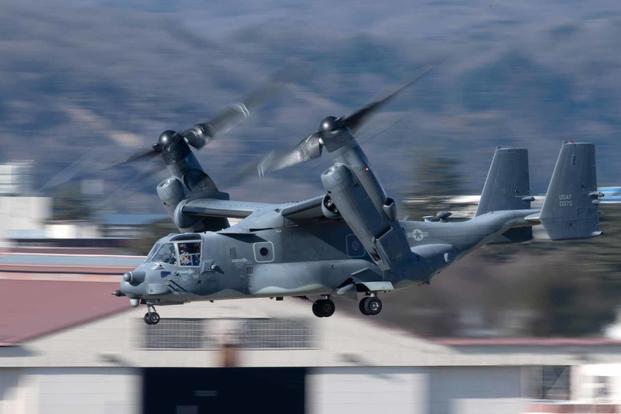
[
  {"x1": 146, "y1": 243, "x2": 161, "y2": 261},
  {"x1": 151, "y1": 243, "x2": 177, "y2": 265},
  {"x1": 147, "y1": 240, "x2": 202, "y2": 267}
]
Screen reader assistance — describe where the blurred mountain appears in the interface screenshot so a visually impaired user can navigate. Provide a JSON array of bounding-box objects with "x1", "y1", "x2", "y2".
[{"x1": 1, "y1": 0, "x2": 620, "y2": 212}]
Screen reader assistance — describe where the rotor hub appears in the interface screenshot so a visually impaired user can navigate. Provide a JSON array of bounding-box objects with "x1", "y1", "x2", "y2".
[
  {"x1": 157, "y1": 130, "x2": 180, "y2": 147},
  {"x1": 319, "y1": 116, "x2": 340, "y2": 134}
]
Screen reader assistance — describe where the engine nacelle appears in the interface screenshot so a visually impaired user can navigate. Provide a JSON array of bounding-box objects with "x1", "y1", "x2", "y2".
[
  {"x1": 321, "y1": 163, "x2": 413, "y2": 272},
  {"x1": 157, "y1": 177, "x2": 185, "y2": 216},
  {"x1": 321, "y1": 194, "x2": 340, "y2": 219},
  {"x1": 157, "y1": 177, "x2": 200, "y2": 231}
]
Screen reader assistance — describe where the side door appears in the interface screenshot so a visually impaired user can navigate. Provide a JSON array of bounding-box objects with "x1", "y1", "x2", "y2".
[{"x1": 227, "y1": 243, "x2": 254, "y2": 294}]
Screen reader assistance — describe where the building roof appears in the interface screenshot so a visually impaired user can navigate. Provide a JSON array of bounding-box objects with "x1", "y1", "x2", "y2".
[
  {"x1": 0, "y1": 279, "x2": 127, "y2": 346},
  {"x1": 0, "y1": 252, "x2": 136, "y2": 346},
  {"x1": 0, "y1": 252, "x2": 142, "y2": 275},
  {"x1": 2, "y1": 289, "x2": 621, "y2": 368},
  {"x1": 433, "y1": 337, "x2": 621, "y2": 347},
  {"x1": 2, "y1": 253, "x2": 621, "y2": 368},
  {"x1": 100, "y1": 213, "x2": 167, "y2": 226}
]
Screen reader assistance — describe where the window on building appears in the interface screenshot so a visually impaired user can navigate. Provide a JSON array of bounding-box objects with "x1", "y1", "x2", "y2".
[
  {"x1": 141, "y1": 318, "x2": 314, "y2": 350},
  {"x1": 594, "y1": 376, "x2": 610, "y2": 401},
  {"x1": 536, "y1": 366, "x2": 571, "y2": 400},
  {"x1": 238, "y1": 319, "x2": 314, "y2": 349},
  {"x1": 143, "y1": 318, "x2": 203, "y2": 349}
]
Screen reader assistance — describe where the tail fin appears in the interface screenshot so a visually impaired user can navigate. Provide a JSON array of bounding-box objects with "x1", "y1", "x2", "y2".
[
  {"x1": 540, "y1": 142, "x2": 601, "y2": 240},
  {"x1": 476, "y1": 147, "x2": 531, "y2": 216}
]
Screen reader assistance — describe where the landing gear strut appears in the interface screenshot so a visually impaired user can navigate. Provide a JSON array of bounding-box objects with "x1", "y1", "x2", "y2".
[
  {"x1": 144, "y1": 304, "x2": 160, "y2": 325},
  {"x1": 359, "y1": 295, "x2": 382, "y2": 316},
  {"x1": 312, "y1": 298, "x2": 335, "y2": 318}
]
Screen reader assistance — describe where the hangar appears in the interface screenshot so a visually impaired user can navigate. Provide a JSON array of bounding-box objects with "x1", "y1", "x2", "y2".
[{"x1": 1, "y1": 254, "x2": 621, "y2": 414}]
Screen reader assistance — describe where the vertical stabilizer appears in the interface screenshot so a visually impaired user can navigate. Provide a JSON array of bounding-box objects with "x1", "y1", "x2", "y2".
[
  {"x1": 540, "y1": 142, "x2": 601, "y2": 240},
  {"x1": 476, "y1": 147, "x2": 531, "y2": 216}
]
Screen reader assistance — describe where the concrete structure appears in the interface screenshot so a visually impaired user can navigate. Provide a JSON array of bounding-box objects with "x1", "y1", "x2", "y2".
[
  {"x1": 3, "y1": 295, "x2": 621, "y2": 413},
  {"x1": 0, "y1": 161, "x2": 33, "y2": 196},
  {"x1": 0, "y1": 196, "x2": 51, "y2": 241}
]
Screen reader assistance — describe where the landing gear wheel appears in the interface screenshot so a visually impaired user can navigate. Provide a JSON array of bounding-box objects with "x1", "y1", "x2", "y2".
[
  {"x1": 312, "y1": 302, "x2": 321, "y2": 317},
  {"x1": 144, "y1": 304, "x2": 160, "y2": 325},
  {"x1": 148, "y1": 312, "x2": 160, "y2": 325},
  {"x1": 359, "y1": 296, "x2": 382, "y2": 316},
  {"x1": 312, "y1": 299, "x2": 335, "y2": 318}
]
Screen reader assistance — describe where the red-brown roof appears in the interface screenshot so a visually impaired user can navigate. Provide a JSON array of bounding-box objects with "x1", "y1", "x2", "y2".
[
  {"x1": 0, "y1": 279, "x2": 128, "y2": 346},
  {"x1": 432, "y1": 337, "x2": 621, "y2": 347}
]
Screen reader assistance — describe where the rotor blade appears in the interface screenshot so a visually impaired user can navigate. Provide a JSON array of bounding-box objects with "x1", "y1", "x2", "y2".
[
  {"x1": 255, "y1": 133, "x2": 322, "y2": 176},
  {"x1": 181, "y1": 80, "x2": 285, "y2": 149},
  {"x1": 97, "y1": 164, "x2": 165, "y2": 210},
  {"x1": 107, "y1": 148, "x2": 161, "y2": 170},
  {"x1": 342, "y1": 65, "x2": 434, "y2": 133}
]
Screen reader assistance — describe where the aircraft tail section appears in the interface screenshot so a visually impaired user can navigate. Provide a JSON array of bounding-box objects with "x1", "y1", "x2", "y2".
[
  {"x1": 476, "y1": 147, "x2": 531, "y2": 216},
  {"x1": 539, "y1": 142, "x2": 601, "y2": 240}
]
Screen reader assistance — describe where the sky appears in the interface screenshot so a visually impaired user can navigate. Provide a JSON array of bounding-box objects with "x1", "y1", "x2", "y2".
[{"x1": 1, "y1": 0, "x2": 620, "y2": 212}]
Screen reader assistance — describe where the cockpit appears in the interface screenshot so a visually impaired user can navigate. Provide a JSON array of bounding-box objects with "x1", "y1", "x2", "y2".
[{"x1": 147, "y1": 239, "x2": 202, "y2": 267}]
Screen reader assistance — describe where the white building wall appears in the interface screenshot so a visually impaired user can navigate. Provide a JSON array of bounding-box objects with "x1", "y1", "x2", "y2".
[
  {"x1": 0, "y1": 368, "x2": 22, "y2": 414},
  {"x1": 308, "y1": 366, "x2": 528, "y2": 414},
  {"x1": 307, "y1": 367, "x2": 428, "y2": 414},
  {"x1": 45, "y1": 222, "x2": 100, "y2": 238},
  {"x1": 573, "y1": 364, "x2": 621, "y2": 403},
  {"x1": 428, "y1": 367, "x2": 526, "y2": 414},
  {"x1": 0, "y1": 368, "x2": 140, "y2": 414},
  {"x1": 0, "y1": 196, "x2": 50, "y2": 240}
]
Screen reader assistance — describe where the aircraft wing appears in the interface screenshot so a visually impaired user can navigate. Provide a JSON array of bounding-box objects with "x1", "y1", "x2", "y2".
[
  {"x1": 181, "y1": 195, "x2": 326, "y2": 222},
  {"x1": 182, "y1": 199, "x2": 276, "y2": 219},
  {"x1": 279, "y1": 195, "x2": 324, "y2": 221}
]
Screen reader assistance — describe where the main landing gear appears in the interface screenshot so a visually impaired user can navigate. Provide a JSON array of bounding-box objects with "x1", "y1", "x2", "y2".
[
  {"x1": 312, "y1": 297, "x2": 335, "y2": 318},
  {"x1": 144, "y1": 304, "x2": 160, "y2": 325},
  {"x1": 359, "y1": 295, "x2": 382, "y2": 316},
  {"x1": 311, "y1": 294, "x2": 383, "y2": 318}
]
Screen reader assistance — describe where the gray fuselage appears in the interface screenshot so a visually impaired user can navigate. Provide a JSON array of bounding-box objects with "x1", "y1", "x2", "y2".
[{"x1": 119, "y1": 209, "x2": 533, "y2": 305}]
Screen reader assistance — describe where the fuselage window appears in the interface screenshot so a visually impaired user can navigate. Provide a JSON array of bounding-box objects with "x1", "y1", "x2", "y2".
[
  {"x1": 178, "y1": 241, "x2": 201, "y2": 266},
  {"x1": 152, "y1": 243, "x2": 177, "y2": 265}
]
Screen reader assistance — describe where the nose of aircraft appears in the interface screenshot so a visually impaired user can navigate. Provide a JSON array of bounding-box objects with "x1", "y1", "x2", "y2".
[
  {"x1": 123, "y1": 270, "x2": 146, "y2": 285},
  {"x1": 114, "y1": 267, "x2": 148, "y2": 307}
]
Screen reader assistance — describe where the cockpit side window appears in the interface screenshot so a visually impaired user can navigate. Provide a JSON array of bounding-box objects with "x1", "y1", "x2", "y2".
[
  {"x1": 178, "y1": 241, "x2": 201, "y2": 266},
  {"x1": 152, "y1": 243, "x2": 177, "y2": 265}
]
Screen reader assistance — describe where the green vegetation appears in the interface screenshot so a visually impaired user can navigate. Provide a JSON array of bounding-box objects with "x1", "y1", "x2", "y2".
[
  {"x1": 127, "y1": 219, "x2": 178, "y2": 255},
  {"x1": 51, "y1": 186, "x2": 95, "y2": 221}
]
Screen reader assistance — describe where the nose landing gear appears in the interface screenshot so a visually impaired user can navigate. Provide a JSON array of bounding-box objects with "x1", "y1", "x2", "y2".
[{"x1": 144, "y1": 304, "x2": 160, "y2": 325}]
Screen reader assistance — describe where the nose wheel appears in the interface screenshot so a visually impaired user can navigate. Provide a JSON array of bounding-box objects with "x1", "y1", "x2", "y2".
[
  {"x1": 144, "y1": 305, "x2": 160, "y2": 325},
  {"x1": 312, "y1": 298, "x2": 335, "y2": 318},
  {"x1": 359, "y1": 295, "x2": 382, "y2": 316}
]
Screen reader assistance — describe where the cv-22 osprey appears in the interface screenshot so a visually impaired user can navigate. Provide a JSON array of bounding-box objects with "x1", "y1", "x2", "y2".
[{"x1": 114, "y1": 78, "x2": 603, "y2": 325}]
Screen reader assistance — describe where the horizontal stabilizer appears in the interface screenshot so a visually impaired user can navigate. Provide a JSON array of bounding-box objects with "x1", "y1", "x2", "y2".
[{"x1": 540, "y1": 142, "x2": 601, "y2": 240}]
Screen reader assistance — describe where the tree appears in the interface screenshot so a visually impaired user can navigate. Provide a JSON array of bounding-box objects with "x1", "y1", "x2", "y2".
[
  {"x1": 127, "y1": 219, "x2": 178, "y2": 255},
  {"x1": 401, "y1": 150, "x2": 464, "y2": 220},
  {"x1": 51, "y1": 186, "x2": 95, "y2": 221}
]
